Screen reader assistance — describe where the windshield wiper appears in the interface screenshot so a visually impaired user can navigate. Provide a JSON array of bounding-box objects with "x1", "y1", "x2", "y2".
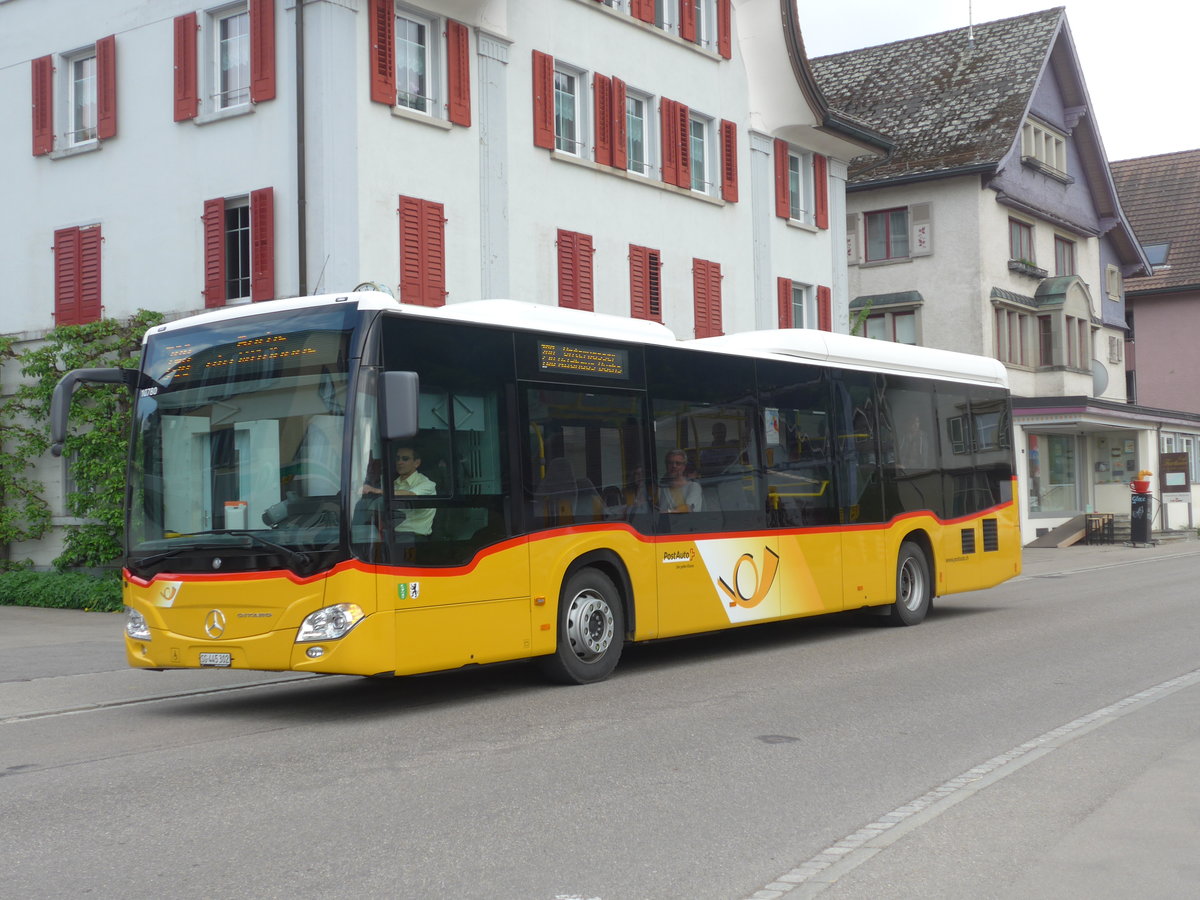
[{"x1": 133, "y1": 531, "x2": 310, "y2": 570}]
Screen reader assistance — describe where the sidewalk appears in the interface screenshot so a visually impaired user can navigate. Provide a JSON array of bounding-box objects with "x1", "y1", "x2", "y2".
[{"x1": 1018, "y1": 532, "x2": 1200, "y2": 579}]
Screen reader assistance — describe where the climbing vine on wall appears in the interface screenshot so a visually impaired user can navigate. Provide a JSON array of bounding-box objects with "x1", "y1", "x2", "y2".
[{"x1": 1, "y1": 311, "x2": 163, "y2": 568}]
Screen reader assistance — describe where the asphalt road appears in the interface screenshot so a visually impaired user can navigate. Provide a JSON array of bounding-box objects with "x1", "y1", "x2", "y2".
[{"x1": 2, "y1": 541, "x2": 1199, "y2": 899}]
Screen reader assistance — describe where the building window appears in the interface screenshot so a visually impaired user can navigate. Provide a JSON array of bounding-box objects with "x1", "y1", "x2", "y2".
[
  {"x1": 1022, "y1": 119, "x2": 1067, "y2": 174},
  {"x1": 625, "y1": 89, "x2": 653, "y2": 176},
  {"x1": 790, "y1": 282, "x2": 814, "y2": 329},
  {"x1": 213, "y1": 5, "x2": 250, "y2": 109},
  {"x1": 693, "y1": 258, "x2": 722, "y2": 338},
  {"x1": 224, "y1": 197, "x2": 251, "y2": 300},
  {"x1": 1027, "y1": 433, "x2": 1078, "y2": 514},
  {"x1": 554, "y1": 65, "x2": 584, "y2": 154},
  {"x1": 557, "y1": 229, "x2": 594, "y2": 310},
  {"x1": 1054, "y1": 236, "x2": 1076, "y2": 276},
  {"x1": 203, "y1": 189, "x2": 275, "y2": 306},
  {"x1": 53, "y1": 225, "x2": 103, "y2": 325},
  {"x1": 395, "y1": 8, "x2": 436, "y2": 113},
  {"x1": 787, "y1": 150, "x2": 813, "y2": 221},
  {"x1": 1105, "y1": 264, "x2": 1123, "y2": 301},
  {"x1": 864, "y1": 209, "x2": 909, "y2": 262},
  {"x1": 688, "y1": 113, "x2": 714, "y2": 194},
  {"x1": 994, "y1": 307, "x2": 1028, "y2": 365},
  {"x1": 1064, "y1": 314, "x2": 1090, "y2": 369},
  {"x1": 1142, "y1": 242, "x2": 1170, "y2": 267},
  {"x1": 630, "y1": 245, "x2": 662, "y2": 321},
  {"x1": 1037, "y1": 314, "x2": 1054, "y2": 366},
  {"x1": 866, "y1": 310, "x2": 917, "y2": 345},
  {"x1": 67, "y1": 50, "x2": 98, "y2": 144},
  {"x1": 398, "y1": 194, "x2": 446, "y2": 307},
  {"x1": 1009, "y1": 218, "x2": 1034, "y2": 263}
]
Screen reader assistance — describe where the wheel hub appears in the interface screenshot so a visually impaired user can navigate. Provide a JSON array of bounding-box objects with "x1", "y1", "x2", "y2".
[{"x1": 566, "y1": 591, "x2": 615, "y2": 661}]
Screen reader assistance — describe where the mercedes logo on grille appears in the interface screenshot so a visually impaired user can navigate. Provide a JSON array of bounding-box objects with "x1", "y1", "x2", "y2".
[{"x1": 204, "y1": 609, "x2": 227, "y2": 639}]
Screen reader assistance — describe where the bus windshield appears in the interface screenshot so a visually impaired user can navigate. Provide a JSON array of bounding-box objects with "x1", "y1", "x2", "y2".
[{"x1": 128, "y1": 305, "x2": 360, "y2": 566}]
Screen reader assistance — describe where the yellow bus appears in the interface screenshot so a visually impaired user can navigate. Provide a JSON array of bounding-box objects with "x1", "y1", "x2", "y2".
[{"x1": 51, "y1": 292, "x2": 1020, "y2": 684}]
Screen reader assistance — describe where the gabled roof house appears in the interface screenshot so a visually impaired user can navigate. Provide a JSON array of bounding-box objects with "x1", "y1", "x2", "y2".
[{"x1": 811, "y1": 8, "x2": 1200, "y2": 542}]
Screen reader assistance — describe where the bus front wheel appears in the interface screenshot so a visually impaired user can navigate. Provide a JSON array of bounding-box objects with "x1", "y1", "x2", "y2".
[
  {"x1": 538, "y1": 568, "x2": 625, "y2": 685},
  {"x1": 889, "y1": 542, "x2": 931, "y2": 626}
]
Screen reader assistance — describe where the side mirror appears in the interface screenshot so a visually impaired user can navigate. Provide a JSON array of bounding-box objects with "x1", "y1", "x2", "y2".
[
  {"x1": 50, "y1": 367, "x2": 139, "y2": 456},
  {"x1": 380, "y1": 371, "x2": 419, "y2": 441}
]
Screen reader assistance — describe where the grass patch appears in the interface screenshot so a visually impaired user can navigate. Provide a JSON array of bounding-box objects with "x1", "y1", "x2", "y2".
[{"x1": 0, "y1": 569, "x2": 122, "y2": 612}]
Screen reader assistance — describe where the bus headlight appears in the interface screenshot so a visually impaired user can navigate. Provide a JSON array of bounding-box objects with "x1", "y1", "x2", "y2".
[
  {"x1": 125, "y1": 606, "x2": 151, "y2": 641},
  {"x1": 296, "y1": 603, "x2": 364, "y2": 643}
]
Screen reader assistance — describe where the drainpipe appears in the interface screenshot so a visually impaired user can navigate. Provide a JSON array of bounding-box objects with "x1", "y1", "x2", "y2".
[{"x1": 295, "y1": 0, "x2": 308, "y2": 296}]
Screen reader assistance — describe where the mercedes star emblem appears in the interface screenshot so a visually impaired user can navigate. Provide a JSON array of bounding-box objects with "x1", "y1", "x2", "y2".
[{"x1": 204, "y1": 609, "x2": 226, "y2": 639}]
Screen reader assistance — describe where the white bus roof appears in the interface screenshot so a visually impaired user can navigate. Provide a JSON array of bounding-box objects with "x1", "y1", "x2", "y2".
[{"x1": 146, "y1": 293, "x2": 1007, "y2": 389}]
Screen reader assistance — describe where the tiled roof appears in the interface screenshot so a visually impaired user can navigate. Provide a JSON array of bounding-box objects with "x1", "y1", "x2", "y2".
[
  {"x1": 1111, "y1": 149, "x2": 1200, "y2": 293},
  {"x1": 810, "y1": 8, "x2": 1064, "y2": 184}
]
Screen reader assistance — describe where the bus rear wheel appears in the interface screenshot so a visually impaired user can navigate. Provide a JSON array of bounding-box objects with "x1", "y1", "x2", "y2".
[
  {"x1": 889, "y1": 541, "x2": 931, "y2": 626},
  {"x1": 538, "y1": 568, "x2": 625, "y2": 685}
]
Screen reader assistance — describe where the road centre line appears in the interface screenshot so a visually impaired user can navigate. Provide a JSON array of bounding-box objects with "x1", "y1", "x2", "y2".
[{"x1": 742, "y1": 665, "x2": 1200, "y2": 900}]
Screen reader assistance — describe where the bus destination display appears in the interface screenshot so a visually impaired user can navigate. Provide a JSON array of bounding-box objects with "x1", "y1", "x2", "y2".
[{"x1": 538, "y1": 342, "x2": 629, "y2": 379}]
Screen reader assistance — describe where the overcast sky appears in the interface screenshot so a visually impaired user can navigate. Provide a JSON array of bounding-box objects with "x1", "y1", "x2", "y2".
[{"x1": 799, "y1": 0, "x2": 1196, "y2": 162}]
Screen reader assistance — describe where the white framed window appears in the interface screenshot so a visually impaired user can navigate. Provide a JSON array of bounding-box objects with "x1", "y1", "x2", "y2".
[
  {"x1": 1022, "y1": 119, "x2": 1067, "y2": 174},
  {"x1": 791, "y1": 282, "x2": 815, "y2": 329},
  {"x1": 787, "y1": 149, "x2": 814, "y2": 222},
  {"x1": 1105, "y1": 264, "x2": 1123, "y2": 301},
  {"x1": 210, "y1": 3, "x2": 250, "y2": 110},
  {"x1": 395, "y1": 6, "x2": 439, "y2": 114},
  {"x1": 65, "y1": 47, "x2": 98, "y2": 145},
  {"x1": 223, "y1": 195, "x2": 251, "y2": 301},
  {"x1": 688, "y1": 111, "x2": 715, "y2": 194},
  {"x1": 554, "y1": 63, "x2": 586, "y2": 155},
  {"x1": 600, "y1": 0, "x2": 630, "y2": 10},
  {"x1": 625, "y1": 87, "x2": 655, "y2": 177}
]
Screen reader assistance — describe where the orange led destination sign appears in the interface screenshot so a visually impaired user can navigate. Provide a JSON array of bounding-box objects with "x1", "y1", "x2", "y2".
[{"x1": 538, "y1": 342, "x2": 629, "y2": 379}]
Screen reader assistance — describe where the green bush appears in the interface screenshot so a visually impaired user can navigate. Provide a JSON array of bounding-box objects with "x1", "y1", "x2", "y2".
[{"x1": 0, "y1": 569, "x2": 122, "y2": 612}]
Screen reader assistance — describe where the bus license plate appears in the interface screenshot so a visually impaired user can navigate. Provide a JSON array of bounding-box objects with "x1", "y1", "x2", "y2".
[{"x1": 199, "y1": 652, "x2": 232, "y2": 667}]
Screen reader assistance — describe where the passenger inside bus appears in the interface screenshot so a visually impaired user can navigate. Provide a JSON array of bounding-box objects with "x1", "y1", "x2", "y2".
[{"x1": 659, "y1": 448, "x2": 702, "y2": 513}]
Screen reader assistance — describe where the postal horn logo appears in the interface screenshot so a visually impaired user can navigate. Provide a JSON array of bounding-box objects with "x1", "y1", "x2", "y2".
[{"x1": 716, "y1": 547, "x2": 780, "y2": 609}]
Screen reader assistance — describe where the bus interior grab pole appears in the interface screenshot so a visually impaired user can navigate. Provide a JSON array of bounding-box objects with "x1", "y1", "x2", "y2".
[{"x1": 49, "y1": 368, "x2": 139, "y2": 457}]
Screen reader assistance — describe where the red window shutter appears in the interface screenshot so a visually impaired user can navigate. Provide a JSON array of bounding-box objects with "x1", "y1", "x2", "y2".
[
  {"x1": 369, "y1": 0, "x2": 396, "y2": 105},
  {"x1": 629, "y1": 245, "x2": 661, "y2": 322},
  {"x1": 774, "y1": 138, "x2": 790, "y2": 219},
  {"x1": 422, "y1": 199, "x2": 447, "y2": 306},
  {"x1": 96, "y1": 36, "x2": 117, "y2": 140},
  {"x1": 250, "y1": 0, "x2": 276, "y2": 103},
  {"x1": 593, "y1": 74, "x2": 613, "y2": 167},
  {"x1": 78, "y1": 226, "x2": 103, "y2": 324},
  {"x1": 694, "y1": 259, "x2": 722, "y2": 338},
  {"x1": 398, "y1": 196, "x2": 447, "y2": 307},
  {"x1": 632, "y1": 0, "x2": 655, "y2": 24},
  {"x1": 777, "y1": 277, "x2": 793, "y2": 328},
  {"x1": 814, "y1": 153, "x2": 829, "y2": 230},
  {"x1": 679, "y1": 0, "x2": 697, "y2": 43},
  {"x1": 532, "y1": 50, "x2": 555, "y2": 149},
  {"x1": 250, "y1": 188, "x2": 275, "y2": 302},
  {"x1": 674, "y1": 101, "x2": 691, "y2": 189},
  {"x1": 817, "y1": 285, "x2": 832, "y2": 332},
  {"x1": 446, "y1": 20, "x2": 471, "y2": 126},
  {"x1": 720, "y1": 120, "x2": 738, "y2": 202},
  {"x1": 557, "y1": 230, "x2": 594, "y2": 311},
  {"x1": 202, "y1": 198, "x2": 226, "y2": 308},
  {"x1": 611, "y1": 77, "x2": 627, "y2": 170},
  {"x1": 54, "y1": 228, "x2": 80, "y2": 325},
  {"x1": 32, "y1": 55, "x2": 54, "y2": 156},
  {"x1": 174, "y1": 13, "x2": 199, "y2": 122},
  {"x1": 660, "y1": 99, "x2": 678, "y2": 186},
  {"x1": 716, "y1": 0, "x2": 732, "y2": 59}
]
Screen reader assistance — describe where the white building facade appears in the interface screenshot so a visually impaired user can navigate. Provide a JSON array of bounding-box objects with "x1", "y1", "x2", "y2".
[{"x1": 1, "y1": 0, "x2": 884, "y2": 564}]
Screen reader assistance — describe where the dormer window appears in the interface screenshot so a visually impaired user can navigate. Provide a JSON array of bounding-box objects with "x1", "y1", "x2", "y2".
[{"x1": 1022, "y1": 119, "x2": 1067, "y2": 176}]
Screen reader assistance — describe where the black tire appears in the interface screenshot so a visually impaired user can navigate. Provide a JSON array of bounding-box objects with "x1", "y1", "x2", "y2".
[
  {"x1": 888, "y1": 541, "x2": 931, "y2": 626},
  {"x1": 538, "y1": 568, "x2": 625, "y2": 685}
]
